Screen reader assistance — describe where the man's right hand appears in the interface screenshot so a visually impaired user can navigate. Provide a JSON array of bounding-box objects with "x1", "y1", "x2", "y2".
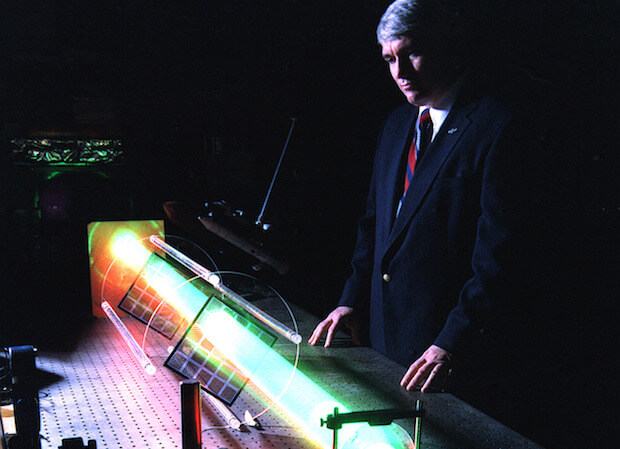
[{"x1": 308, "y1": 306, "x2": 358, "y2": 347}]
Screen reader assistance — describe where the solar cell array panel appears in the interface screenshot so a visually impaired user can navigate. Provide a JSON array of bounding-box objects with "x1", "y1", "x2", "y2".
[
  {"x1": 119, "y1": 254, "x2": 188, "y2": 339},
  {"x1": 165, "y1": 295, "x2": 277, "y2": 405}
]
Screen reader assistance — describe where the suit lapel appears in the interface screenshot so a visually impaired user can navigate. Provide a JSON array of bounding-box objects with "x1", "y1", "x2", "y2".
[
  {"x1": 378, "y1": 108, "x2": 418, "y2": 233},
  {"x1": 386, "y1": 98, "x2": 478, "y2": 249}
]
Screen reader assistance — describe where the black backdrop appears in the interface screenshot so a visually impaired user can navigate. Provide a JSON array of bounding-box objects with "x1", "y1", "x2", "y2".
[{"x1": 0, "y1": 1, "x2": 616, "y2": 448}]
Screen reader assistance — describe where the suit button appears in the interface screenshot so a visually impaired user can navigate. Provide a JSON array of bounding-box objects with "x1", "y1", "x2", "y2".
[{"x1": 382, "y1": 273, "x2": 391, "y2": 282}]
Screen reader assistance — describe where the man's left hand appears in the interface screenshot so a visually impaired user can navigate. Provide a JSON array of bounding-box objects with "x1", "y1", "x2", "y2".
[{"x1": 401, "y1": 345, "x2": 452, "y2": 392}]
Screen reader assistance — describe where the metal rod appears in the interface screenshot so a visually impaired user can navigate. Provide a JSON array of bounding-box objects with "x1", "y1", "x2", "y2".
[
  {"x1": 414, "y1": 400, "x2": 423, "y2": 449},
  {"x1": 256, "y1": 117, "x2": 297, "y2": 226},
  {"x1": 198, "y1": 216, "x2": 289, "y2": 274},
  {"x1": 0, "y1": 402, "x2": 6, "y2": 449},
  {"x1": 149, "y1": 235, "x2": 302, "y2": 344}
]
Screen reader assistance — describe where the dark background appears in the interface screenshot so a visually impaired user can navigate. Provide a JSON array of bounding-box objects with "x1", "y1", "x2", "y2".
[{"x1": 0, "y1": 1, "x2": 616, "y2": 448}]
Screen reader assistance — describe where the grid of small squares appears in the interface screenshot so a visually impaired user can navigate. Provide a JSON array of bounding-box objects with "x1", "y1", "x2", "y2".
[
  {"x1": 119, "y1": 254, "x2": 185, "y2": 339},
  {"x1": 165, "y1": 296, "x2": 277, "y2": 405}
]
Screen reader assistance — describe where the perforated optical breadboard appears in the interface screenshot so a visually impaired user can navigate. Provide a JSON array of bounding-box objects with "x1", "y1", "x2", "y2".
[
  {"x1": 36, "y1": 300, "x2": 543, "y2": 449},
  {"x1": 37, "y1": 318, "x2": 313, "y2": 449}
]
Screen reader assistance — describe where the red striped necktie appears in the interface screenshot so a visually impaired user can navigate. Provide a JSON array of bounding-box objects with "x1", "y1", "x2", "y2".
[
  {"x1": 403, "y1": 108, "x2": 432, "y2": 197},
  {"x1": 396, "y1": 109, "x2": 432, "y2": 217}
]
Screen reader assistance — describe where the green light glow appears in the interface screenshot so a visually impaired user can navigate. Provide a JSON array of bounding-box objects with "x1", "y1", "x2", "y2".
[
  {"x1": 142, "y1": 256, "x2": 215, "y2": 320},
  {"x1": 341, "y1": 424, "x2": 414, "y2": 449},
  {"x1": 10, "y1": 138, "x2": 124, "y2": 166},
  {"x1": 113, "y1": 243, "x2": 410, "y2": 449},
  {"x1": 197, "y1": 307, "x2": 359, "y2": 448},
  {"x1": 136, "y1": 254, "x2": 357, "y2": 447},
  {"x1": 45, "y1": 171, "x2": 63, "y2": 181}
]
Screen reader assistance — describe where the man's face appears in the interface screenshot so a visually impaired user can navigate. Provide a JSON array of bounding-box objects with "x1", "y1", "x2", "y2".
[{"x1": 381, "y1": 36, "x2": 453, "y2": 107}]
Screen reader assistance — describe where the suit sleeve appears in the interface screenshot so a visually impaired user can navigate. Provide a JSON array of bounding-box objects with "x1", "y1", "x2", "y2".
[{"x1": 434, "y1": 112, "x2": 543, "y2": 354}]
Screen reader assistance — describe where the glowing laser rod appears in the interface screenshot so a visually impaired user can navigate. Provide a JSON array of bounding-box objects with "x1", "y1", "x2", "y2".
[
  {"x1": 197, "y1": 309, "x2": 360, "y2": 448},
  {"x1": 101, "y1": 300, "x2": 157, "y2": 376},
  {"x1": 148, "y1": 235, "x2": 302, "y2": 345},
  {"x1": 132, "y1": 254, "x2": 406, "y2": 448}
]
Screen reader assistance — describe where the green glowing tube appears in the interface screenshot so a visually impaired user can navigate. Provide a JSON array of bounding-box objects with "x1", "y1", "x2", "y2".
[
  {"x1": 198, "y1": 309, "x2": 359, "y2": 448},
  {"x1": 134, "y1": 240, "x2": 409, "y2": 448}
]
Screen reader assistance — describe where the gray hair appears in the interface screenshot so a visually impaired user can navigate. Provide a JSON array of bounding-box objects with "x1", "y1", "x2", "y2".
[
  {"x1": 377, "y1": 0, "x2": 422, "y2": 43},
  {"x1": 377, "y1": 0, "x2": 463, "y2": 51}
]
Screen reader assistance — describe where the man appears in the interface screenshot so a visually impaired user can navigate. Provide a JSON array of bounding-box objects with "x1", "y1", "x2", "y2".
[{"x1": 310, "y1": 0, "x2": 540, "y2": 394}]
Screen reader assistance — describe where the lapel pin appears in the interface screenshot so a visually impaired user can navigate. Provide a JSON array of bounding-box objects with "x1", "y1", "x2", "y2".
[{"x1": 447, "y1": 127, "x2": 458, "y2": 134}]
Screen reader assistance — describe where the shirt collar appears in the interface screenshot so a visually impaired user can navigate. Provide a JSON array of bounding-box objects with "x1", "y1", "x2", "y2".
[{"x1": 424, "y1": 77, "x2": 464, "y2": 140}]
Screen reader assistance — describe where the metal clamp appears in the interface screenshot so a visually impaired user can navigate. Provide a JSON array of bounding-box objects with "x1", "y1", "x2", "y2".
[{"x1": 321, "y1": 401, "x2": 424, "y2": 449}]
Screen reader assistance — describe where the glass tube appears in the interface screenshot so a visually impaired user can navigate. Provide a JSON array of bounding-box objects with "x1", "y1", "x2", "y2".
[
  {"x1": 101, "y1": 300, "x2": 156, "y2": 375},
  {"x1": 149, "y1": 235, "x2": 302, "y2": 344},
  {"x1": 203, "y1": 391, "x2": 241, "y2": 430}
]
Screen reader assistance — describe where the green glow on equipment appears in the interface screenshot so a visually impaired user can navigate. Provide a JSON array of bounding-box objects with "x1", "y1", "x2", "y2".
[
  {"x1": 138, "y1": 254, "x2": 358, "y2": 447},
  {"x1": 141, "y1": 255, "x2": 215, "y2": 320},
  {"x1": 111, "y1": 239, "x2": 413, "y2": 449},
  {"x1": 193, "y1": 305, "x2": 359, "y2": 448},
  {"x1": 341, "y1": 424, "x2": 414, "y2": 449}
]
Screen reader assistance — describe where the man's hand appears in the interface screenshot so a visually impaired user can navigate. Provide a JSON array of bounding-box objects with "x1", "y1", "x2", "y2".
[
  {"x1": 308, "y1": 306, "x2": 358, "y2": 347},
  {"x1": 401, "y1": 345, "x2": 452, "y2": 392}
]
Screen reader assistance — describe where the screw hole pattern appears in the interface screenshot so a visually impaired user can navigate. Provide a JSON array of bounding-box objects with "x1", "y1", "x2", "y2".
[{"x1": 37, "y1": 319, "x2": 322, "y2": 448}]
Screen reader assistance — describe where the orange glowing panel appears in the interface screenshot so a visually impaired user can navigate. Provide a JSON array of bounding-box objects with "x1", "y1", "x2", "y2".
[{"x1": 87, "y1": 220, "x2": 164, "y2": 317}]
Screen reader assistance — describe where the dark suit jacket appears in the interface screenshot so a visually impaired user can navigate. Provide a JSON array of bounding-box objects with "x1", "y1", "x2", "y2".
[{"x1": 338, "y1": 86, "x2": 538, "y2": 367}]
